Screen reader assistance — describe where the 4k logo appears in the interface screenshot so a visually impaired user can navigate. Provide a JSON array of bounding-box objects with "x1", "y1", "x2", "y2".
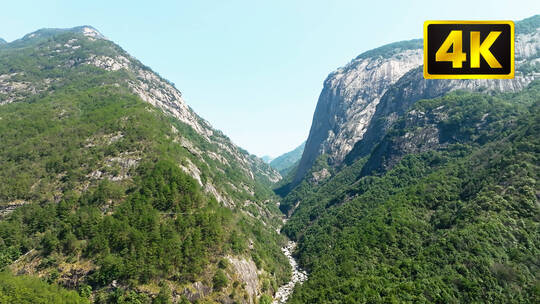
[{"x1": 424, "y1": 21, "x2": 514, "y2": 79}]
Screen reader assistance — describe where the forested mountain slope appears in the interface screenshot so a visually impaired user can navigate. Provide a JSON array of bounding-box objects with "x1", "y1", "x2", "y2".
[
  {"x1": 277, "y1": 15, "x2": 540, "y2": 304},
  {"x1": 269, "y1": 142, "x2": 305, "y2": 176},
  {"x1": 0, "y1": 26, "x2": 288, "y2": 303},
  {"x1": 281, "y1": 15, "x2": 540, "y2": 214},
  {"x1": 283, "y1": 80, "x2": 539, "y2": 303}
]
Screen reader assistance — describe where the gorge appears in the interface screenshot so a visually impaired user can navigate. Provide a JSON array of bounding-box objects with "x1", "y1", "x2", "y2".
[{"x1": 0, "y1": 14, "x2": 539, "y2": 304}]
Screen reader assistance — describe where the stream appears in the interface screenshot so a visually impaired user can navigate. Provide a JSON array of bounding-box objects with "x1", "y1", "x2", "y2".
[{"x1": 272, "y1": 241, "x2": 308, "y2": 303}]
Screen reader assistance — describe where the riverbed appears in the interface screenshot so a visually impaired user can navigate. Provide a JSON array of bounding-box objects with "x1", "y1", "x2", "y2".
[{"x1": 272, "y1": 241, "x2": 308, "y2": 303}]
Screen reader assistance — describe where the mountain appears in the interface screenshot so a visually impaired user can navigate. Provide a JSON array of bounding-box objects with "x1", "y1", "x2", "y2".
[
  {"x1": 269, "y1": 141, "x2": 305, "y2": 176},
  {"x1": 2, "y1": 15, "x2": 539, "y2": 304},
  {"x1": 0, "y1": 25, "x2": 280, "y2": 203},
  {"x1": 293, "y1": 15, "x2": 540, "y2": 188},
  {"x1": 0, "y1": 38, "x2": 6, "y2": 45},
  {"x1": 285, "y1": 82, "x2": 540, "y2": 303},
  {"x1": 0, "y1": 26, "x2": 288, "y2": 303},
  {"x1": 279, "y1": 15, "x2": 540, "y2": 303}
]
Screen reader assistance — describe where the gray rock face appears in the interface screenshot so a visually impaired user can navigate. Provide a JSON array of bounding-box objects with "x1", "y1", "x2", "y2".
[
  {"x1": 227, "y1": 256, "x2": 259, "y2": 303},
  {"x1": 294, "y1": 43, "x2": 423, "y2": 185},
  {"x1": 180, "y1": 281, "x2": 211, "y2": 302},
  {"x1": 346, "y1": 28, "x2": 540, "y2": 164},
  {"x1": 295, "y1": 19, "x2": 540, "y2": 185}
]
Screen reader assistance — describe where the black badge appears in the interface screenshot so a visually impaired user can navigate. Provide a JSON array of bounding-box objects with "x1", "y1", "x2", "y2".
[{"x1": 424, "y1": 21, "x2": 514, "y2": 79}]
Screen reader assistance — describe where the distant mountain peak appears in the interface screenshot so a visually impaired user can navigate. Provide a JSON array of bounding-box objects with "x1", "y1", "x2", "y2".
[
  {"x1": 74, "y1": 25, "x2": 106, "y2": 39},
  {"x1": 270, "y1": 141, "x2": 305, "y2": 176},
  {"x1": 0, "y1": 38, "x2": 6, "y2": 44},
  {"x1": 18, "y1": 25, "x2": 106, "y2": 43}
]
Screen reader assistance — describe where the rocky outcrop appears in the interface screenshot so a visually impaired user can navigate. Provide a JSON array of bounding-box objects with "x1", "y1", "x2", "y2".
[
  {"x1": 227, "y1": 256, "x2": 259, "y2": 303},
  {"x1": 345, "y1": 71, "x2": 537, "y2": 164},
  {"x1": 345, "y1": 27, "x2": 540, "y2": 164},
  {"x1": 0, "y1": 200, "x2": 30, "y2": 218},
  {"x1": 295, "y1": 17, "x2": 540, "y2": 185},
  {"x1": 294, "y1": 41, "x2": 423, "y2": 185},
  {"x1": 180, "y1": 281, "x2": 212, "y2": 302}
]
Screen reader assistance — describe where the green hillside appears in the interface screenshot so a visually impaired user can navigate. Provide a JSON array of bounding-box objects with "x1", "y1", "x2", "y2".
[
  {"x1": 0, "y1": 272, "x2": 89, "y2": 304},
  {"x1": 270, "y1": 142, "x2": 305, "y2": 176},
  {"x1": 1, "y1": 15, "x2": 539, "y2": 304},
  {"x1": 0, "y1": 28, "x2": 288, "y2": 303},
  {"x1": 283, "y1": 82, "x2": 540, "y2": 303}
]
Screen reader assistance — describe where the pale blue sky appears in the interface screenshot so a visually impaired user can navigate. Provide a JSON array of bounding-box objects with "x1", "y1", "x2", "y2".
[{"x1": 1, "y1": 1, "x2": 538, "y2": 157}]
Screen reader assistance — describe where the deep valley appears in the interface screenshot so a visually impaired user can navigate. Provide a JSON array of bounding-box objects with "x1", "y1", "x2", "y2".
[{"x1": 0, "y1": 13, "x2": 539, "y2": 304}]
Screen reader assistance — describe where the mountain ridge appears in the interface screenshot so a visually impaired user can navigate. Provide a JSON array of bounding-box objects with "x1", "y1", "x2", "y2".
[
  {"x1": 0, "y1": 25, "x2": 288, "y2": 303},
  {"x1": 270, "y1": 141, "x2": 305, "y2": 176},
  {"x1": 0, "y1": 25, "x2": 280, "y2": 188},
  {"x1": 293, "y1": 15, "x2": 540, "y2": 188},
  {"x1": 280, "y1": 14, "x2": 540, "y2": 303}
]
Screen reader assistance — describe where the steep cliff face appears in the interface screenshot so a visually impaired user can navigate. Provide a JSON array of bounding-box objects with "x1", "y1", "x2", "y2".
[
  {"x1": 294, "y1": 40, "x2": 423, "y2": 184},
  {"x1": 345, "y1": 26, "x2": 540, "y2": 164},
  {"x1": 295, "y1": 16, "x2": 540, "y2": 185}
]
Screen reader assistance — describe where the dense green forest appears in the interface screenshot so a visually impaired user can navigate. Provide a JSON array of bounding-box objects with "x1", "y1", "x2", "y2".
[
  {"x1": 1, "y1": 16, "x2": 539, "y2": 304},
  {"x1": 0, "y1": 29, "x2": 289, "y2": 302},
  {"x1": 0, "y1": 83, "x2": 289, "y2": 302},
  {"x1": 282, "y1": 81, "x2": 540, "y2": 303},
  {"x1": 0, "y1": 272, "x2": 89, "y2": 304}
]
